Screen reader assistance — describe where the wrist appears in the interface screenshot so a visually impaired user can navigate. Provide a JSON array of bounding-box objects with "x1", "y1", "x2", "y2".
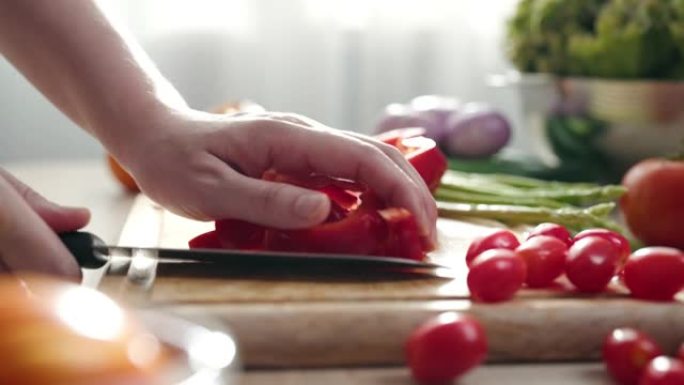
[{"x1": 94, "y1": 96, "x2": 189, "y2": 166}]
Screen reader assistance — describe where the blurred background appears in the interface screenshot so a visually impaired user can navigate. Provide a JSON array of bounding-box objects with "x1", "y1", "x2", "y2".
[
  {"x1": 3, "y1": 0, "x2": 683, "y2": 183},
  {"x1": 0, "y1": 0, "x2": 519, "y2": 162}
]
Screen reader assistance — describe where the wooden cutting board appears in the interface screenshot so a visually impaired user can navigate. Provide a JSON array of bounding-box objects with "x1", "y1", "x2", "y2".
[{"x1": 98, "y1": 196, "x2": 684, "y2": 369}]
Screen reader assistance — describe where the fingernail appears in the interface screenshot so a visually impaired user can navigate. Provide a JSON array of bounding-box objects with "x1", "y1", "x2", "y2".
[
  {"x1": 64, "y1": 206, "x2": 91, "y2": 219},
  {"x1": 294, "y1": 193, "x2": 329, "y2": 221}
]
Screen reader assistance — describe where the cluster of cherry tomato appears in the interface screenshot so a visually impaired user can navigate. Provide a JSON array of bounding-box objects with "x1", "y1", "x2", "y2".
[
  {"x1": 405, "y1": 224, "x2": 684, "y2": 384},
  {"x1": 604, "y1": 327, "x2": 684, "y2": 385},
  {"x1": 465, "y1": 223, "x2": 684, "y2": 303},
  {"x1": 405, "y1": 316, "x2": 684, "y2": 385}
]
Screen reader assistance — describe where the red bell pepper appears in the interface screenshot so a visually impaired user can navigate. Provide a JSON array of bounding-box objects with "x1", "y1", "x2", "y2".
[
  {"x1": 188, "y1": 230, "x2": 222, "y2": 249},
  {"x1": 375, "y1": 129, "x2": 447, "y2": 192},
  {"x1": 192, "y1": 174, "x2": 430, "y2": 261},
  {"x1": 189, "y1": 131, "x2": 447, "y2": 261}
]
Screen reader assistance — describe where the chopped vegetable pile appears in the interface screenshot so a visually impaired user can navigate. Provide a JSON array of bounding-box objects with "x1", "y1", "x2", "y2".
[{"x1": 189, "y1": 129, "x2": 448, "y2": 261}]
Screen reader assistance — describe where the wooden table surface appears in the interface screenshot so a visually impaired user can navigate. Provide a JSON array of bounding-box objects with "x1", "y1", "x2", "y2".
[{"x1": 3, "y1": 159, "x2": 614, "y2": 385}]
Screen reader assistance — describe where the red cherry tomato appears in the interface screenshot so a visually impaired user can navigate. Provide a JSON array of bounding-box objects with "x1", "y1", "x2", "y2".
[
  {"x1": 516, "y1": 235, "x2": 567, "y2": 288},
  {"x1": 679, "y1": 344, "x2": 684, "y2": 363},
  {"x1": 526, "y1": 222, "x2": 573, "y2": 248},
  {"x1": 566, "y1": 237, "x2": 621, "y2": 293},
  {"x1": 623, "y1": 247, "x2": 684, "y2": 301},
  {"x1": 406, "y1": 312, "x2": 487, "y2": 384},
  {"x1": 603, "y1": 327, "x2": 663, "y2": 385},
  {"x1": 621, "y1": 158, "x2": 684, "y2": 249},
  {"x1": 467, "y1": 249, "x2": 526, "y2": 303},
  {"x1": 574, "y1": 228, "x2": 631, "y2": 263},
  {"x1": 640, "y1": 356, "x2": 684, "y2": 385},
  {"x1": 465, "y1": 230, "x2": 520, "y2": 267}
]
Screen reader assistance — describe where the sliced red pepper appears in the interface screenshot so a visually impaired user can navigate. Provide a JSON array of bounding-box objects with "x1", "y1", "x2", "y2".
[
  {"x1": 265, "y1": 196, "x2": 388, "y2": 256},
  {"x1": 374, "y1": 127, "x2": 427, "y2": 147},
  {"x1": 188, "y1": 230, "x2": 222, "y2": 249},
  {"x1": 189, "y1": 136, "x2": 441, "y2": 261},
  {"x1": 215, "y1": 220, "x2": 265, "y2": 250},
  {"x1": 376, "y1": 129, "x2": 447, "y2": 192},
  {"x1": 379, "y1": 208, "x2": 426, "y2": 261},
  {"x1": 401, "y1": 136, "x2": 448, "y2": 192}
]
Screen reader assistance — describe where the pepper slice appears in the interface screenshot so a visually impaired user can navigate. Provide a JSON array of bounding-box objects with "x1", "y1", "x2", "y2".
[
  {"x1": 265, "y1": 194, "x2": 388, "y2": 256},
  {"x1": 188, "y1": 230, "x2": 222, "y2": 249},
  {"x1": 375, "y1": 129, "x2": 447, "y2": 192},
  {"x1": 379, "y1": 207, "x2": 426, "y2": 261}
]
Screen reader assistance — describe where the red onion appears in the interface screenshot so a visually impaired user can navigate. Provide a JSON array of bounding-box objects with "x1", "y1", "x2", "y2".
[
  {"x1": 409, "y1": 95, "x2": 461, "y2": 141},
  {"x1": 374, "y1": 103, "x2": 437, "y2": 135},
  {"x1": 443, "y1": 103, "x2": 511, "y2": 158}
]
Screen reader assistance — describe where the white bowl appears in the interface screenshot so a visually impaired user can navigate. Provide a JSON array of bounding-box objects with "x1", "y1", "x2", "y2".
[{"x1": 489, "y1": 72, "x2": 684, "y2": 170}]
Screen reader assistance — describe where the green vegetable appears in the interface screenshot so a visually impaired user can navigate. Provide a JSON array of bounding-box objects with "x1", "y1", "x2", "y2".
[
  {"x1": 435, "y1": 169, "x2": 628, "y2": 234},
  {"x1": 507, "y1": 0, "x2": 684, "y2": 79},
  {"x1": 437, "y1": 201, "x2": 624, "y2": 233},
  {"x1": 439, "y1": 170, "x2": 626, "y2": 206}
]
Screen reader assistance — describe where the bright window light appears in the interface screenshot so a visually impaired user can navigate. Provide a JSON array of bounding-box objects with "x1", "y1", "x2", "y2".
[{"x1": 304, "y1": 0, "x2": 446, "y2": 30}]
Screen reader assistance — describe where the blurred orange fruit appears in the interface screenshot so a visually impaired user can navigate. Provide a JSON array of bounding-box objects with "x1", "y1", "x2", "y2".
[
  {"x1": 107, "y1": 155, "x2": 139, "y2": 192},
  {"x1": 0, "y1": 275, "x2": 169, "y2": 385}
]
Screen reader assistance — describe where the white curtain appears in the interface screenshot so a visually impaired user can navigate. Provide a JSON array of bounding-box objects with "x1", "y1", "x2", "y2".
[{"x1": 0, "y1": 0, "x2": 520, "y2": 161}]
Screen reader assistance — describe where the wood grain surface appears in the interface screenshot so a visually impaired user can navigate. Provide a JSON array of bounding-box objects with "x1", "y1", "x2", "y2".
[{"x1": 101, "y1": 196, "x2": 684, "y2": 368}]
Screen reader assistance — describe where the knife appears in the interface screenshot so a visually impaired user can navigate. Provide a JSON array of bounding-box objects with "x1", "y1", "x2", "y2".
[{"x1": 59, "y1": 232, "x2": 452, "y2": 277}]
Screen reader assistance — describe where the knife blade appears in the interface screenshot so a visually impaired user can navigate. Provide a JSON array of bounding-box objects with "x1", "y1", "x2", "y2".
[{"x1": 59, "y1": 231, "x2": 452, "y2": 277}]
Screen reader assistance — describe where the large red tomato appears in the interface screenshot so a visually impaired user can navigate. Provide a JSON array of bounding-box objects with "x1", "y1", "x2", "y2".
[{"x1": 621, "y1": 159, "x2": 684, "y2": 249}]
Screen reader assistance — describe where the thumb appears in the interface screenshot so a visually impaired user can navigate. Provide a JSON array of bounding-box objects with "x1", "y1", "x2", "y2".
[
  {"x1": 0, "y1": 170, "x2": 90, "y2": 233},
  {"x1": 24, "y1": 196, "x2": 91, "y2": 233},
  {"x1": 223, "y1": 177, "x2": 331, "y2": 229}
]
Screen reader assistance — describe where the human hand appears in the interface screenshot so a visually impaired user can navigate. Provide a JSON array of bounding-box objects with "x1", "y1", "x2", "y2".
[
  {"x1": 115, "y1": 109, "x2": 438, "y2": 246},
  {"x1": 0, "y1": 168, "x2": 90, "y2": 280}
]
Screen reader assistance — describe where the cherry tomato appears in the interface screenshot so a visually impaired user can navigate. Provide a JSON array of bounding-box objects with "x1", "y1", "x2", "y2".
[
  {"x1": 603, "y1": 327, "x2": 663, "y2": 385},
  {"x1": 406, "y1": 312, "x2": 487, "y2": 384},
  {"x1": 566, "y1": 237, "x2": 621, "y2": 293},
  {"x1": 465, "y1": 230, "x2": 520, "y2": 266},
  {"x1": 640, "y1": 356, "x2": 684, "y2": 385},
  {"x1": 525, "y1": 222, "x2": 573, "y2": 248},
  {"x1": 516, "y1": 235, "x2": 567, "y2": 288},
  {"x1": 574, "y1": 228, "x2": 631, "y2": 263},
  {"x1": 621, "y1": 158, "x2": 684, "y2": 249},
  {"x1": 623, "y1": 247, "x2": 684, "y2": 301},
  {"x1": 678, "y1": 344, "x2": 684, "y2": 363},
  {"x1": 467, "y1": 249, "x2": 526, "y2": 303}
]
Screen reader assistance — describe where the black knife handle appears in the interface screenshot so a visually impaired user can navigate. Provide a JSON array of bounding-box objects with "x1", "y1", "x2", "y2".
[{"x1": 59, "y1": 231, "x2": 109, "y2": 269}]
